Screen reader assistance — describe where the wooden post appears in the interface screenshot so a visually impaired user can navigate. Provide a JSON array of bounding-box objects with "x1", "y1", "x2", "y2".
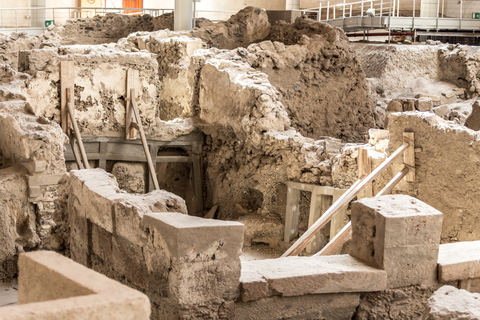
[
  {"x1": 281, "y1": 142, "x2": 410, "y2": 257},
  {"x1": 130, "y1": 88, "x2": 160, "y2": 190},
  {"x1": 126, "y1": 69, "x2": 139, "y2": 140},
  {"x1": 357, "y1": 146, "x2": 373, "y2": 199},
  {"x1": 306, "y1": 190, "x2": 331, "y2": 254},
  {"x1": 403, "y1": 132, "x2": 415, "y2": 182},
  {"x1": 61, "y1": 61, "x2": 74, "y2": 133},
  {"x1": 284, "y1": 186, "x2": 301, "y2": 243},
  {"x1": 66, "y1": 88, "x2": 90, "y2": 170}
]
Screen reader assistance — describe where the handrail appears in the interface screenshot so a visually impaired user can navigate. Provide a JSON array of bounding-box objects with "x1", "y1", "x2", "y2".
[{"x1": 282, "y1": 135, "x2": 412, "y2": 257}]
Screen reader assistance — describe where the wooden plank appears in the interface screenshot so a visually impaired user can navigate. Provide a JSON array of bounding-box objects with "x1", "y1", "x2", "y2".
[
  {"x1": 126, "y1": 69, "x2": 139, "y2": 140},
  {"x1": 329, "y1": 189, "x2": 348, "y2": 239},
  {"x1": 306, "y1": 189, "x2": 324, "y2": 254},
  {"x1": 67, "y1": 89, "x2": 90, "y2": 169},
  {"x1": 68, "y1": 130, "x2": 84, "y2": 169},
  {"x1": 403, "y1": 132, "x2": 415, "y2": 182},
  {"x1": 284, "y1": 186, "x2": 301, "y2": 243},
  {"x1": 377, "y1": 166, "x2": 409, "y2": 196},
  {"x1": 204, "y1": 205, "x2": 218, "y2": 219},
  {"x1": 281, "y1": 142, "x2": 410, "y2": 257},
  {"x1": 285, "y1": 181, "x2": 315, "y2": 192},
  {"x1": 60, "y1": 61, "x2": 74, "y2": 133},
  {"x1": 315, "y1": 222, "x2": 352, "y2": 256},
  {"x1": 357, "y1": 147, "x2": 372, "y2": 199},
  {"x1": 318, "y1": 165, "x2": 411, "y2": 256},
  {"x1": 130, "y1": 88, "x2": 160, "y2": 190}
]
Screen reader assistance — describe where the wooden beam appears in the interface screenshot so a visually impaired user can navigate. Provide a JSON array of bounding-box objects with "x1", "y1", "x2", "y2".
[
  {"x1": 281, "y1": 142, "x2": 410, "y2": 257},
  {"x1": 126, "y1": 69, "x2": 139, "y2": 140},
  {"x1": 66, "y1": 88, "x2": 90, "y2": 169},
  {"x1": 357, "y1": 146, "x2": 372, "y2": 199},
  {"x1": 403, "y1": 132, "x2": 415, "y2": 182},
  {"x1": 284, "y1": 186, "x2": 301, "y2": 243},
  {"x1": 130, "y1": 88, "x2": 160, "y2": 190},
  {"x1": 60, "y1": 61, "x2": 74, "y2": 133},
  {"x1": 315, "y1": 222, "x2": 352, "y2": 256},
  {"x1": 318, "y1": 165, "x2": 411, "y2": 256}
]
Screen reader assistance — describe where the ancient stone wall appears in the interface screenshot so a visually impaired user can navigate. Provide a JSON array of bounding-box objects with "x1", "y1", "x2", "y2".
[
  {"x1": 0, "y1": 64, "x2": 68, "y2": 280},
  {"x1": 56, "y1": 13, "x2": 175, "y2": 45},
  {"x1": 388, "y1": 112, "x2": 480, "y2": 243},
  {"x1": 66, "y1": 169, "x2": 244, "y2": 319},
  {"x1": 21, "y1": 46, "x2": 160, "y2": 137}
]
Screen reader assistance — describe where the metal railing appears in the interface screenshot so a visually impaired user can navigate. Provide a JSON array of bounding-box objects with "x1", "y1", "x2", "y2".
[{"x1": 296, "y1": 0, "x2": 480, "y2": 34}]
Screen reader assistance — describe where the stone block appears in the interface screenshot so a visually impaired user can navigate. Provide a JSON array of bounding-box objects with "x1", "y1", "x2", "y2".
[
  {"x1": 142, "y1": 212, "x2": 244, "y2": 262},
  {"x1": 465, "y1": 101, "x2": 480, "y2": 131},
  {"x1": 240, "y1": 255, "x2": 387, "y2": 301},
  {"x1": 416, "y1": 97, "x2": 433, "y2": 112},
  {"x1": 423, "y1": 285, "x2": 480, "y2": 320},
  {"x1": 432, "y1": 105, "x2": 450, "y2": 117},
  {"x1": 141, "y1": 212, "x2": 244, "y2": 308},
  {"x1": 235, "y1": 292, "x2": 360, "y2": 320},
  {"x1": 111, "y1": 235, "x2": 149, "y2": 290},
  {"x1": 349, "y1": 195, "x2": 443, "y2": 288},
  {"x1": 438, "y1": 240, "x2": 480, "y2": 282}
]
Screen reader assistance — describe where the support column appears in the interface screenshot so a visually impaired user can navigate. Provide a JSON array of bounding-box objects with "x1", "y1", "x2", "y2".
[{"x1": 174, "y1": 0, "x2": 193, "y2": 31}]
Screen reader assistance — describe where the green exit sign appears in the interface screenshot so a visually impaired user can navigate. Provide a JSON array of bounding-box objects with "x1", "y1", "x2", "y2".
[{"x1": 473, "y1": 12, "x2": 480, "y2": 19}]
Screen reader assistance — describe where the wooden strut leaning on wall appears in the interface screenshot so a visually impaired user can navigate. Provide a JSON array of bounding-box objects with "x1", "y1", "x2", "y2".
[
  {"x1": 125, "y1": 68, "x2": 160, "y2": 190},
  {"x1": 61, "y1": 61, "x2": 90, "y2": 170},
  {"x1": 282, "y1": 132, "x2": 416, "y2": 257}
]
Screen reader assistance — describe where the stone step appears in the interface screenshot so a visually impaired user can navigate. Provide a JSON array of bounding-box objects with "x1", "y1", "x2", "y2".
[
  {"x1": 240, "y1": 254, "x2": 387, "y2": 302},
  {"x1": 438, "y1": 240, "x2": 480, "y2": 282}
]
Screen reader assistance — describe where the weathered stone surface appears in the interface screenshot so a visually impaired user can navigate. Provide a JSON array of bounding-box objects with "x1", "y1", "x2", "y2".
[
  {"x1": 416, "y1": 97, "x2": 433, "y2": 112},
  {"x1": 465, "y1": 100, "x2": 480, "y2": 131},
  {"x1": 0, "y1": 251, "x2": 150, "y2": 320},
  {"x1": 240, "y1": 255, "x2": 386, "y2": 302},
  {"x1": 189, "y1": 7, "x2": 271, "y2": 50},
  {"x1": 388, "y1": 112, "x2": 480, "y2": 243},
  {"x1": 67, "y1": 168, "x2": 243, "y2": 319},
  {"x1": 22, "y1": 47, "x2": 159, "y2": 137},
  {"x1": 112, "y1": 162, "x2": 145, "y2": 194},
  {"x1": 350, "y1": 195, "x2": 443, "y2": 288},
  {"x1": 235, "y1": 293, "x2": 360, "y2": 320},
  {"x1": 438, "y1": 240, "x2": 480, "y2": 282},
  {"x1": 423, "y1": 285, "x2": 480, "y2": 320}
]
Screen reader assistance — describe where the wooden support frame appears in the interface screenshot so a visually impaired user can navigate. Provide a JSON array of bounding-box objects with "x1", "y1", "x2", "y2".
[
  {"x1": 282, "y1": 140, "x2": 411, "y2": 257},
  {"x1": 357, "y1": 146, "x2": 373, "y2": 199},
  {"x1": 127, "y1": 88, "x2": 160, "y2": 190},
  {"x1": 126, "y1": 69, "x2": 139, "y2": 140},
  {"x1": 61, "y1": 61, "x2": 74, "y2": 133},
  {"x1": 403, "y1": 132, "x2": 415, "y2": 182},
  {"x1": 61, "y1": 61, "x2": 90, "y2": 170}
]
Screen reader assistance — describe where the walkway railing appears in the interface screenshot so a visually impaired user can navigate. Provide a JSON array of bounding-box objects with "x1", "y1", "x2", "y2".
[
  {"x1": 282, "y1": 132, "x2": 415, "y2": 257},
  {"x1": 298, "y1": 0, "x2": 480, "y2": 33}
]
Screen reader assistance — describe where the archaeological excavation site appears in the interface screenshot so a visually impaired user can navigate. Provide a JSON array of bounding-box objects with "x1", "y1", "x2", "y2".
[{"x1": 1, "y1": 1, "x2": 480, "y2": 319}]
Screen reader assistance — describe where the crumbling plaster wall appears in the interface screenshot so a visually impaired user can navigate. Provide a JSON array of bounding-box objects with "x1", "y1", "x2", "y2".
[
  {"x1": 0, "y1": 65, "x2": 67, "y2": 281},
  {"x1": 21, "y1": 46, "x2": 160, "y2": 137},
  {"x1": 388, "y1": 112, "x2": 480, "y2": 243}
]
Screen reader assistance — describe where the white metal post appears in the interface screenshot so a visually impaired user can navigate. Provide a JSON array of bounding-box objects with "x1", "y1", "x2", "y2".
[
  {"x1": 343, "y1": 0, "x2": 346, "y2": 18},
  {"x1": 380, "y1": 0, "x2": 383, "y2": 16},
  {"x1": 397, "y1": 0, "x2": 400, "y2": 17},
  {"x1": 174, "y1": 0, "x2": 193, "y2": 30},
  {"x1": 333, "y1": 6, "x2": 336, "y2": 19},
  {"x1": 318, "y1": 1, "x2": 322, "y2": 21},
  {"x1": 361, "y1": 0, "x2": 364, "y2": 16},
  {"x1": 327, "y1": 1, "x2": 330, "y2": 20},
  {"x1": 459, "y1": 0, "x2": 462, "y2": 29}
]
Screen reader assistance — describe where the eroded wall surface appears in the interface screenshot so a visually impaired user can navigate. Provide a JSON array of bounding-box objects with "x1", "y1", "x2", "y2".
[
  {"x1": 388, "y1": 112, "x2": 480, "y2": 243},
  {"x1": 65, "y1": 169, "x2": 244, "y2": 319}
]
